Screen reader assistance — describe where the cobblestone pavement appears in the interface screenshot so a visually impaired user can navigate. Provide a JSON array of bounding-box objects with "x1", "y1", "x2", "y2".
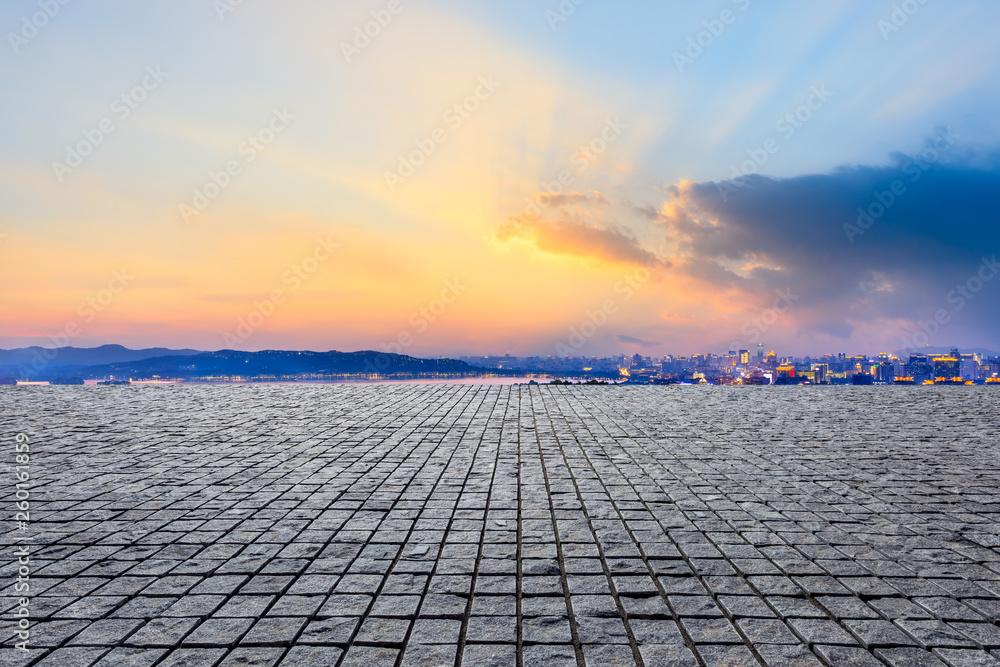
[{"x1": 3, "y1": 385, "x2": 1000, "y2": 666}]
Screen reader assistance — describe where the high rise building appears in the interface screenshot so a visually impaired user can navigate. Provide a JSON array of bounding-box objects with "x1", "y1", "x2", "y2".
[
  {"x1": 756, "y1": 344, "x2": 764, "y2": 362},
  {"x1": 875, "y1": 362, "x2": 895, "y2": 384},
  {"x1": 812, "y1": 363, "x2": 829, "y2": 384},
  {"x1": 934, "y1": 356, "x2": 960, "y2": 379},
  {"x1": 903, "y1": 354, "x2": 933, "y2": 383},
  {"x1": 775, "y1": 364, "x2": 797, "y2": 384},
  {"x1": 765, "y1": 350, "x2": 777, "y2": 370}
]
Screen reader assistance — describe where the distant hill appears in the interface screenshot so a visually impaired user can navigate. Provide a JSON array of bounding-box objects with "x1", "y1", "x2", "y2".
[
  {"x1": 0, "y1": 344, "x2": 203, "y2": 366},
  {"x1": 0, "y1": 345, "x2": 204, "y2": 380},
  {"x1": 897, "y1": 346, "x2": 999, "y2": 357},
  {"x1": 76, "y1": 349, "x2": 484, "y2": 380}
]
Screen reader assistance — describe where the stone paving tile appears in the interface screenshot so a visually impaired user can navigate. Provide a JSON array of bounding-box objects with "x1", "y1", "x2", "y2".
[
  {"x1": 3, "y1": 385, "x2": 1000, "y2": 666},
  {"x1": 933, "y1": 648, "x2": 1000, "y2": 667},
  {"x1": 32, "y1": 646, "x2": 110, "y2": 666}
]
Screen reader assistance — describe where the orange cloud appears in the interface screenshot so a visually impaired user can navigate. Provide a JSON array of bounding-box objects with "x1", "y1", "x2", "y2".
[{"x1": 495, "y1": 216, "x2": 662, "y2": 267}]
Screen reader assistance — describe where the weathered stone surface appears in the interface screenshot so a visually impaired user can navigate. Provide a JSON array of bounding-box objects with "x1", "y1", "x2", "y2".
[{"x1": 4, "y1": 384, "x2": 1000, "y2": 665}]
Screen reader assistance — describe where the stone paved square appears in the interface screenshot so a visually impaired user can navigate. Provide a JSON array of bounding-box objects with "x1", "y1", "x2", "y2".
[{"x1": 3, "y1": 385, "x2": 1000, "y2": 666}]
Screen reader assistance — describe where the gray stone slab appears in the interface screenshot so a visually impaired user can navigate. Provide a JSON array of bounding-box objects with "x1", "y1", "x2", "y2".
[{"x1": 10, "y1": 385, "x2": 1000, "y2": 665}]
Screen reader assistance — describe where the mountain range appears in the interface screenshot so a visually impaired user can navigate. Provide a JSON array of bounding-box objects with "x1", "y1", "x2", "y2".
[
  {"x1": 0, "y1": 344, "x2": 202, "y2": 366},
  {"x1": 897, "y1": 346, "x2": 999, "y2": 357},
  {"x1": 83, "y1": 349, "x2": 479, "y2": 380},
  {"x1": 0, "y1": 347, "x2": 483, "y2": 381},
  {"x1": 0, "y1": 345, "x2": 203, "y2": 379}
]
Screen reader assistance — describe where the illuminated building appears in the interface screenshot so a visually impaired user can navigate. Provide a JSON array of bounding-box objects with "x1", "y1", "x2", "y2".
[
  {"x1": 874, "y1": 362, "x2": 895, "y2": 384},
  {"x1": 774, "y1": 364, "x2": 799, "y2": 384},
  {"x1": 812, "y1": 363, "x2": 828, "y2": 384},
  {"x1": 903, "y1": 354, "x2": 933, "y2": 383},
  {"x1": 933, "y1": 356, "x2": 959, "y2": 378}
]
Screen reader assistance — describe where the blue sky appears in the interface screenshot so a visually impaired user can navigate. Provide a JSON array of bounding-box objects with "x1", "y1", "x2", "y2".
[{"x1": 1, "y1": 0, "x2": 998, "y2": 356}]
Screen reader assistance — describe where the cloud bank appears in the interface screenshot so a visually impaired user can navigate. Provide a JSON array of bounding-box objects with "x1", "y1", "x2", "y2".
[{"x1": 659, "y1": 145, "x2": 1000, "y2": 350}]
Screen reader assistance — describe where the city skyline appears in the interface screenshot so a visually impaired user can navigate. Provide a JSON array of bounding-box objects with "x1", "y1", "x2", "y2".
[
  {"x1": 3, "y1": 341, "x2": 999, "y2": 386},
  {"x1": 3, "y1": 1, "x2": 1000, "y2": 357},
  {"x1": 4, "y1": 340, "x2": 1000, "y2": 362}
]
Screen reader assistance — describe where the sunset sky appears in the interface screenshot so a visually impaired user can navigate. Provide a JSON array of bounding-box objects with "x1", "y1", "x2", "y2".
[{"x1": 2, "y1": 0, "x2": 999, "y2": 357}]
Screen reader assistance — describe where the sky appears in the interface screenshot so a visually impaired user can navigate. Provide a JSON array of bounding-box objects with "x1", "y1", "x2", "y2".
[{"x1": 1, "y1": 0, "x2": 999, "y2": 358}]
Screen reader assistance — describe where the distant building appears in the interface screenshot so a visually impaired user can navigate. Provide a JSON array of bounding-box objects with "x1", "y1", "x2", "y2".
[
  {"x1": 765, "y1": 350, "x2": 777, "y2": 370},
  {"x1": 961, "y1": 359, "x2": 979, "y2": 381},
  {"x1": 902, "y1": 354, "x2": 933, "y2": 383},
  {"x1": 775, "y1": 364, "x2": 799, "y2": 384},
  {"x1": 874, "y1": 362, "x2": 895, "y2": 384},
  {"x1": 933, "y1": 356, "x2": 960, "y2": 380}
]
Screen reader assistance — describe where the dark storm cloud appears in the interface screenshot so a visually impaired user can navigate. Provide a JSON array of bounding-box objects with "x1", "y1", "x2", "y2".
[{"x1": 662, "y1": 143, "x2": 1000, "y2": 343}]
